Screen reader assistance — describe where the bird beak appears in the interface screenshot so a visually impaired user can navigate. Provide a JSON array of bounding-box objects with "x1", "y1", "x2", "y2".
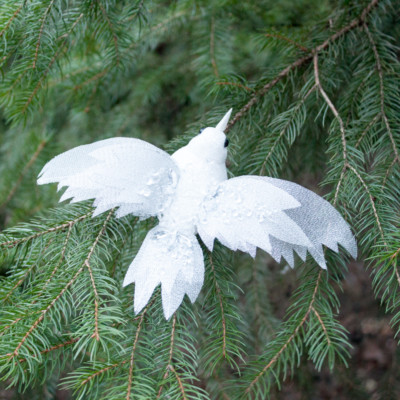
[{"x1": 215, "y1": 108, "x2": 232, "y2": 132}]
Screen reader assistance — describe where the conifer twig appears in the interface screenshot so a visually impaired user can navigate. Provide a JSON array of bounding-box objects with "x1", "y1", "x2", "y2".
[
  {"x1": 0, "y1": 140, "x2": 47, "y2": 209},
  {"x1": 32, "y1": 0, "x2": 55, "y2": 69},
  {"x1": 0, "y1": 2, "x2": 24, "y2": 38},
  {"x1": 6, "y1": 210, "x2": 113, "y2": 358},
  {"x1": 209, "y1": 254, "x2": 227, "y2": 358},
  {"x1": 210, "y1": 17, "x2": 219, "y2": 77},
  {"x1": 0, "y1": 212, "x2": 91, "y2": 248},
  {"x1": 126, "y1": 309, "x2": 146, "y2": 399},
  {"x1": 157, "y1": 315, "x2": 177, "y2": 398},
  {"x1": 245, "y1": 270, "x2": 322, "y2": 393},
  {"x1": 225, "y1": 0, "x2": 380, "y2": 133}
]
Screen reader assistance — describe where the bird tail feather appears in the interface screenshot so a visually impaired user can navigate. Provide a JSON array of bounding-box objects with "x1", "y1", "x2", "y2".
[{"x1": 123, "y1": 226, "x2": 204, "y2": 319}]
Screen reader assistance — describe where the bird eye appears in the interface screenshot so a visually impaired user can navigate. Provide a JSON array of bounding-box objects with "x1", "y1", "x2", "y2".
[
  {"x1": 224, "y1": 138, "x2": 229, "y2": 148},
  {"x1": 198, "y1": 128, "x2": 204, "y2": 135}
]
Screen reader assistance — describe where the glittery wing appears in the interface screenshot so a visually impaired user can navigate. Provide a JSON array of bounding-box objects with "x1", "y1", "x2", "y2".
[
  {"x1": 197, "y1": 176, "x2": 312, "y2": 258},
  {"x1": 38, "y1": 137, "x2": 179, "y2": 219},
  {"x1": 197, "y1": 176, "x2": 357, "y2": 268},
  {"x1": 261, "y1": 177, "x2": 357, "y2": 268}
]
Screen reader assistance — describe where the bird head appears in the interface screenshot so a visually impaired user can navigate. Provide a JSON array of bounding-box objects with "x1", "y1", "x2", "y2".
[{"x1": 185, "y1": 109, "x2": 232, "y2": 163}]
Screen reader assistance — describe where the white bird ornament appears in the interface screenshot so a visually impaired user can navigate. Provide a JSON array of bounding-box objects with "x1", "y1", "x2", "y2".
[{"x1": 38, "y1": 109, "x2": 357, "y2": 319}]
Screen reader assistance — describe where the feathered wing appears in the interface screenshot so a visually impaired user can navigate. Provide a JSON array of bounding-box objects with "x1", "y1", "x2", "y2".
[
  {"x1": 37, "y1": 137, "x2": 179, "y2": 218},
  {"x1": 123, "y1": 227, "x2": 204, "y2": 319},
  {"x1": 197, "y1": 176, "x2": 357, "y2": 268}
]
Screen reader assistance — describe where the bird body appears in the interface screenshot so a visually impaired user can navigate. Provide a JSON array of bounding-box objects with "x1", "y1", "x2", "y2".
[{"x1": 38, "y1": 109, "x2": 357, "y2": 319}]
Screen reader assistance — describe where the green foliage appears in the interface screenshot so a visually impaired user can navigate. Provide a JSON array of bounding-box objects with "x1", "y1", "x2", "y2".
[{"x1": 0, "y1": 0, "x2": 399, "y2": 398}]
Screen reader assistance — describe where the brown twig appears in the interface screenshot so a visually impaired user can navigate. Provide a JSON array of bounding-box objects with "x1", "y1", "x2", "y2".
[
  {"x1": 126, "y1": 309, "x2": 146, "y2": 399},
  {"x1": 0, "y1": 212, "x2": 91, "y2": 248},
  {"x1": 85, "y1": 209, "x2": 115, "y2": 341},
  {"x1": 0, "y1": 2, "x2": 24, "y2": 38},
  {"x1": 157, "y1": 315, "x2": 177, "y2": 398},
  {"x1": 311, "y1": 306, "x2": 331, "y2": 346},
  {"x1": 216, "y1": 81, "x2": 253, "y2": 92},
  {"x1": 225, "y1": 0, "x2": 380, "y2": 133}
]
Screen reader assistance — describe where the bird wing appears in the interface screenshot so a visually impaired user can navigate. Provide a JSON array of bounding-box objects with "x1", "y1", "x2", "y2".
[
  {"x1": 197, "y1": 176, "x2": 357, "y2": 269},
  {"x1": 38, "y1": 137, "x2": 179, "y2": 219}
]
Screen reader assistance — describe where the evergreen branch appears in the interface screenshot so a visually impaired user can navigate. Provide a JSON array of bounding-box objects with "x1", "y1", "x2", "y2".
[
  {"x1": 313, "y1": 53, "x2": 348, "y2": 162},
  {"x1": 0, "y1": 140, "x2": 47, "y2": 209},
  {"x1": 311, "y1": 306, "x2": 331, "y2": 346},
  {"x1": 6, "y1": 210, "x2": 113, "y2": 358},
  {"x1": 225, "y1": 0, "x2": 380, "y2": 133},
  {"x1": 21, "y1": 12, "x2": 84, "y2": 114},
  {"x1": 73, "y1": 68, "x2": 109, "y2": 91},
  {"x1": 169, "y1": 364, "x2": 188, "y2": 400},
  {"x1": 259, "y1": 85, "x2": 315, "y2": 175},
  {"x1": 355, "y1": 112, "x2": 381, "y2": 148},
  {"x1": 0, "y1": 212, "x2": 91, "y2": 248},
  {"x1": 157, "y1": 314, "x2": 176, "y2": 399},
  {"x1": 84, "y1": 209, "x2": 115, "y2": 341},
  {"x1": 245, "y1": 270, "x2": 322, "y2": 394},
  {"x1": 210, "y1": 17, "x2": 219, "y2": 77},
  {"x1": 80, "y1": 360, "x2": 128, "y2": 386},
  {"x1": 346, "y1": 163, "x2": 385, "y2": 241},
  {"x1": 32, "y1": 0, "x2": 55, "y2": 69},
  {"x1": 126, "y1": 307, "x2": 146, "y2": 399},
  {"x1": 264, "y1": 33, "x2": 309, "y2": 52},
  {"x1": 0, "y1": 1, "x2": 24, "y2": 38},
  {"x1": 41, "y1": 223, "x2": 73, "y2": 292},
  {"x1": 98, "y1": 1, "x2": 120, "y2": 66},
  {"x1": 216, "y1": 82, "x2": 253, "y2": 91},
  {"x1": 209, "y1": 255, "x2": 227, "y2": 358},
  {"x1": 19, "y1": 337, "x2": 80, "y2": 363},
  {"x1": 364, "y1": 23, "x2": 400, "y2": 164}
]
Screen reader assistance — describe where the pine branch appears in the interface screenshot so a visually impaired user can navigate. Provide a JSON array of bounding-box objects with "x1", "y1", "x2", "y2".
[{"x1": 225, "y1": 0, "x2": 380, "y2": 133}]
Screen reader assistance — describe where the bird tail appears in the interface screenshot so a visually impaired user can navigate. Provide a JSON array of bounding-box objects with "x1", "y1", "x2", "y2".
[{"x1": 123, "y1": 226, "x2": 204, "y2": 319}]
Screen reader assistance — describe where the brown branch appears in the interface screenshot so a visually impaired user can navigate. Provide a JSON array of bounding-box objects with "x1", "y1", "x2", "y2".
[
  {"x1": 169, "y1": 364, "x2": 188, "y2": 400},
  {"x1": 0, "y1": 140, "x2": 47, "y2": 209},
  {"x1": 18, "y1": 337, "x2": 79, "y2": 363},
  {"x1": 313, "y1": 53, "x2": 347, "y2": 162},
  {"x1": 210, "y1": 17, "x2": 219, "y2": 77},
  {"x1": 85, "y1": 209, "x2": 114, "y2": 341},
  {"x1": 0, "y1": 212, "x2": 91, "y2": 248},
  {"x1": 209, "y1": 254, "x2": 226, "y2": 358},
  {"x1": 8, "y1": 210, "x2": 113, "y2": 358},
  {"x1": 126, "y1": 309, "x2": 146, "y2": 399},
  {"x1": 225, "y1": 0, "x2": 380, "y2": 133},
  {"x1": 32, "y1": 0, "x2": 55, "y2": 69},
  {"x1": 311, "y1": 306, "x2": 331, "y2": 346},
  {"x1": 245, "y1": 270, "x2": 322, "y2": 393},
  {"x1": 157, "y1": 315, "x2": 177, "y2": 399},
  {"x1": 0, "y1": 2, "x2": 24, "y2": 38},
  {"x1": 81, "y1": 360, "x2": 128, "y2": 386},
  {"x1": 265, "y1": 33, "x2": 309, "y2": 52}
]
